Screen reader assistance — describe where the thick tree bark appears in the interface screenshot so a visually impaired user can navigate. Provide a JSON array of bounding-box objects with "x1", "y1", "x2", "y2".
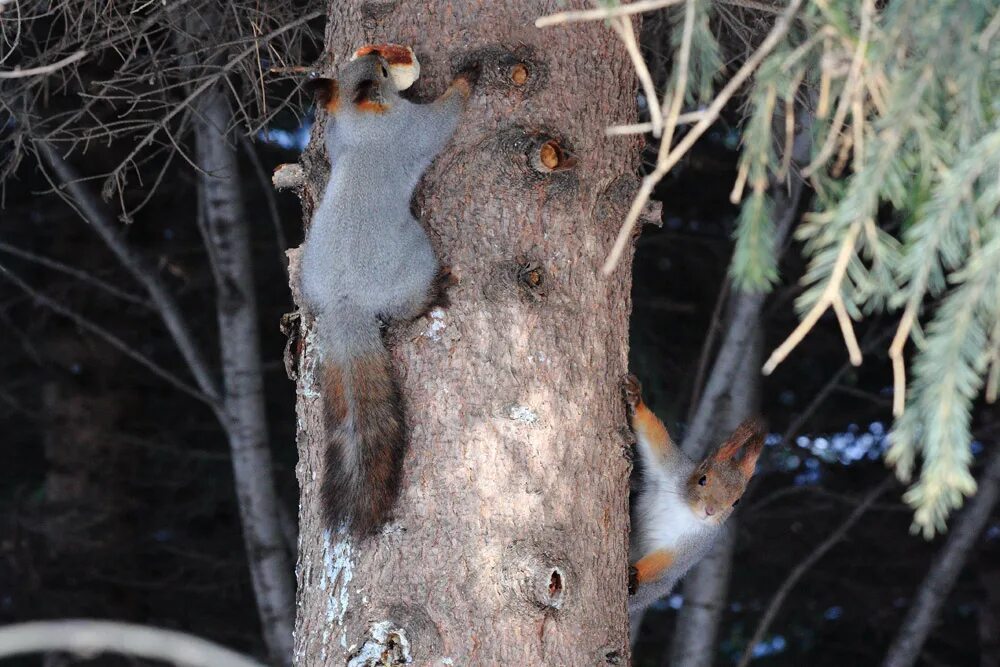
[
  {"x1": 882, "y1": 445, "x2": 1000, "y2": 667},
  {"x1": 192, "y1": 84, "x2": 295, "y2": 665},
  {"x1": 290, "y1": 2, "x2": 639, "y2": 664}
]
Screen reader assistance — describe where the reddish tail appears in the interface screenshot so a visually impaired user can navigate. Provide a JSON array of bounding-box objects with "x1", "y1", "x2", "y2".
[{"x1": 319, "y1": 339, "x2": 406, "y2": 534}]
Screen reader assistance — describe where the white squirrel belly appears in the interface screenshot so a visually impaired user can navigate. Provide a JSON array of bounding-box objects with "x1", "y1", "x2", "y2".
[{"x1": 638, "y1": 474, "x2": 705, "y2": 554}]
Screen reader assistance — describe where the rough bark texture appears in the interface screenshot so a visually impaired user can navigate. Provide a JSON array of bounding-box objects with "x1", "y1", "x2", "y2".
[
  {"x1": 290, "y1": 2, "x2": 639, "y2": 664},
  {"x1": 192, "y1": 84, "x2": 295, "y2": 665},
  {"x1": 882, "y1": 445, "x2": 1000, "y2": 667}
]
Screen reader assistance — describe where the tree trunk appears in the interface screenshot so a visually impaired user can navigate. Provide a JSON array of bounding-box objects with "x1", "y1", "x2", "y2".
[
  {"x1": 192, "y1": 82, "x2": 295, "y2": 665},
  {"x1": 290, "y1": 2, "x2": 639, "y2": 664},
  {"x1": 882, "y1": 445, "x2": 1000, "y2": 667}
]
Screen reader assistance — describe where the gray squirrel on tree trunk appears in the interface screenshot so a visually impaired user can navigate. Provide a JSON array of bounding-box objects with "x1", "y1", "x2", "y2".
[{"x1": 301, "y1": 44, "x2": 477, "y2": 535}]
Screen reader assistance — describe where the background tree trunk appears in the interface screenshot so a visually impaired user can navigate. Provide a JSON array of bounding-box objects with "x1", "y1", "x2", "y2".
[
  {"x1": 290, "y1": 2, "x2": 640, "y2": 664},
  {"x1": 882, "y1": 445, "x2": 1000, "y2": 667},
  {"x1": 191, "y1": 79, "x2": 295, "y2": 666}
]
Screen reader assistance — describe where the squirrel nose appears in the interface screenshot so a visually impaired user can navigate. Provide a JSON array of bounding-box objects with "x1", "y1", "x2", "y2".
[{"x1": 705, "y1": 506, "x2": 716, "y2": 516}]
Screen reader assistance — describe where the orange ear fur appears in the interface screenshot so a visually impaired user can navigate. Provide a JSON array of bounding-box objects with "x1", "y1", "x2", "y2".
[{"x1": 713, "y1": 417, "x2": 766, "y2": 476}]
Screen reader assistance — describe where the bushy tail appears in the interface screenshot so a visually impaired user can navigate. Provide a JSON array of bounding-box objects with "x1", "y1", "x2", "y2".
[{"x1": 318, "y1": 318, "x2": 405, "y2": 534}]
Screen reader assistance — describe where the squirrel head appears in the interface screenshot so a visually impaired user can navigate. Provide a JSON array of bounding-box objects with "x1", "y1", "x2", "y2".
[
  {"x1": 684, "y1": 418, "x2": 766, "y2": 524},
  {"x1": 338, "y1": 53, "x2": 399, "y2": 114},
  {"x1": 306, "y1": 44, "x2": 417, "y2": 116}
]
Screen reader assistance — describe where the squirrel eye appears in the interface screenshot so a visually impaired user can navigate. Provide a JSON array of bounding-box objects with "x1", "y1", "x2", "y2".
[
  {"x1": 379, "y1": 64, "x2": 388, "y2": 78},
  {"x1": 698, "y1": 475, "x2": 707, "y2": 486},
  {"x1": 732, "y1": 498, "x2": 740, "y2": 507}
]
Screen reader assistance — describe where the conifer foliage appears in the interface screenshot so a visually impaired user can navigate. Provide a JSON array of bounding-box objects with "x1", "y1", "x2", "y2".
[{"x1": 721, "y1": 1, "x2": 1000, "y2": 536}]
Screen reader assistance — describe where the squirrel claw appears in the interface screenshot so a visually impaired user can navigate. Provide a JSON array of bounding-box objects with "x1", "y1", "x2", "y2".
[
  {"x1": 627, "y1": 565, "x2": 639, "y2": 595},
  {"x1": 622, "y1": 374, "x2": 642, "y2": 413}
]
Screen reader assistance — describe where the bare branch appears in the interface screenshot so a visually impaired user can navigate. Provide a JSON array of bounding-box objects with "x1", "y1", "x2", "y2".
[
  {"x1": 736, "y1": 477, "x2": 893, "y2": 667},
  {"x1": 883, "y1": 446, "x2": 1000, "y2": 667},
  {"x1": 0, "y1": 49, "x2": 87, "y2": 79},
  {"x1": 0, "y1": 262, "x2": 215, "y2": 407},
  {"x1": 0, "y1": 620, "x2": 266, "y2": 667},
  {"x1": 601, "y1": 0, "x2": 804, "y2": 274},
  {"x1": 605, "y1": 110, "x2": 705, "y2": 136},
  {"x1": 99, "y1": 8, "x2": 323, "y2": 197},
  {"x1": 35, "y1": 140, "x2": 223, "y2": 405},
  {"x1": 0, "y1": 241, "x2": 152, "y2": 308},
  {"x1": 535, "y1": 0, "x2": 684, "y2": 27}
]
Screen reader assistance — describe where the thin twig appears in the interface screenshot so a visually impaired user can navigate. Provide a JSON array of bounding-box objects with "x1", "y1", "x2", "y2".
[
  {"x1": 889, "y1": 305, "x2": 917, "y2": 416},
  {"x1": 605, "y1": 110, "x2": 705, "y2": 136},
  {"x1": 610, "y1": 15, "x2": 663, "y2": 138},
  {"x1": 735, "y1": 477, "x2": 893, "y2": 667},
  {"x1": 0, "y1": 620, "x2": 266, "y2": 667},
  {"x1": 832, "y1": 294, "x2": 863, "y2": 365},
  {"x1": 535, "y1": 0, "x2": 684, "y2": 27},
  {"x1": 602, "y1": 0, "x2": 805, "y2": 275},
  {"x1": 0, "y1": 263, "x2": 214, "y2": 406},
  {"x1": 802, "y1": 0, "x2": 874, "y2": 177},
  {"x1": 240, "y1": 135, "x2": 288, "y2": 278},
  {"x1": 762, "y1": 220, "x2": 861, "y2": 374},
  {"x1": 687, "y1": 279, "x2": 730, "y2": 423},
  {"x1": 0, "y1": 50, "x2": 86, "y2": 79},
  {"x1": 0, "y1": 241, "x2": 151, "y2": 308},
  {"x1": 658, "y1": 0, "x2": 697, "y2": 148}
]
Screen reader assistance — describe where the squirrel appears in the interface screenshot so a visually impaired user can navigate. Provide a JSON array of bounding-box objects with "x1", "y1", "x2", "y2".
[
  {"x1": 300, "y1": 45, "x2": 475, "y2": 534},
  {"x1": 623, "y1": 374, "x2": 765, "y2": 625}
]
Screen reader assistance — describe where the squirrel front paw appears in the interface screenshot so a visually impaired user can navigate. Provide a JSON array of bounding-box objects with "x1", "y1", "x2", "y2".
[
  {"x1": 628, "y1": 565, "x2": 639, "y2": 595},
  {"x1": 622, "y1": 374, "x2": 642, "y2": 415}
]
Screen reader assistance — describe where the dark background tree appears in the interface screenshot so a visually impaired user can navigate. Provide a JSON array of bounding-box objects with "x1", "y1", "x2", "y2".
[{"x1": 1, "y1": 1, "x2": 997, "y2": 666}]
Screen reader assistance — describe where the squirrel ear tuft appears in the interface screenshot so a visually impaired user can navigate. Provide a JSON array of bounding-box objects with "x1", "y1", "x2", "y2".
[
  {"x1": 714, "y1": 417, "x2": 767, "y2": 475},
  {"x1": 305, "y1": 78, "x2": 339, "y2": 112}
]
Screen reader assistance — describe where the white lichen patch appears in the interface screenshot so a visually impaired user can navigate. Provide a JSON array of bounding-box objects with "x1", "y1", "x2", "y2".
[
  {"x1": 507, "y1": 404, "x2": 539, "y2": 424},
  {"x1": 321, "y1": 528, "x2": 354, "y2": 651},
  {"x1": 424, "y1": 307, "x2": 447, "y2": 341},
  {"x1": 299, "y1": 327, "x2": 322, "y2": 401},
  {"x1": 346, "y1": 622, "x2": 412, "y2": 667},
  {"x1": 529, "y1": 351, "x2": 550, "y2": 365}
]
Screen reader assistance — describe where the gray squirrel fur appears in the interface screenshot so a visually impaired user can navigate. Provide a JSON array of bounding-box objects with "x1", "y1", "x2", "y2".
[{"x1": 300, "y1": 52, "x2": 474, "y2": 534}]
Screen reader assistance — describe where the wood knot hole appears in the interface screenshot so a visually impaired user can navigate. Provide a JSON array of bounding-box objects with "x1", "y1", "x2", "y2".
[
  {"x1": 531, "y1": 138, "x2": 576, "y2": 173},
  {"x1": 509, "y1": 62, "x2": 529, "y2": 85}
]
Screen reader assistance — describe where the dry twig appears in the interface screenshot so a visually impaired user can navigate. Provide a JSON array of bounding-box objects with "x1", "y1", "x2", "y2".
[{"x1": 600, "y1": 0, "x2": 805, "y2": 275}]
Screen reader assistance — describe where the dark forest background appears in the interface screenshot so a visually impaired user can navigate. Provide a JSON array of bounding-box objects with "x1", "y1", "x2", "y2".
[{"x1": 1, "y1": 2, "x2": 998, "y2": 666}]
